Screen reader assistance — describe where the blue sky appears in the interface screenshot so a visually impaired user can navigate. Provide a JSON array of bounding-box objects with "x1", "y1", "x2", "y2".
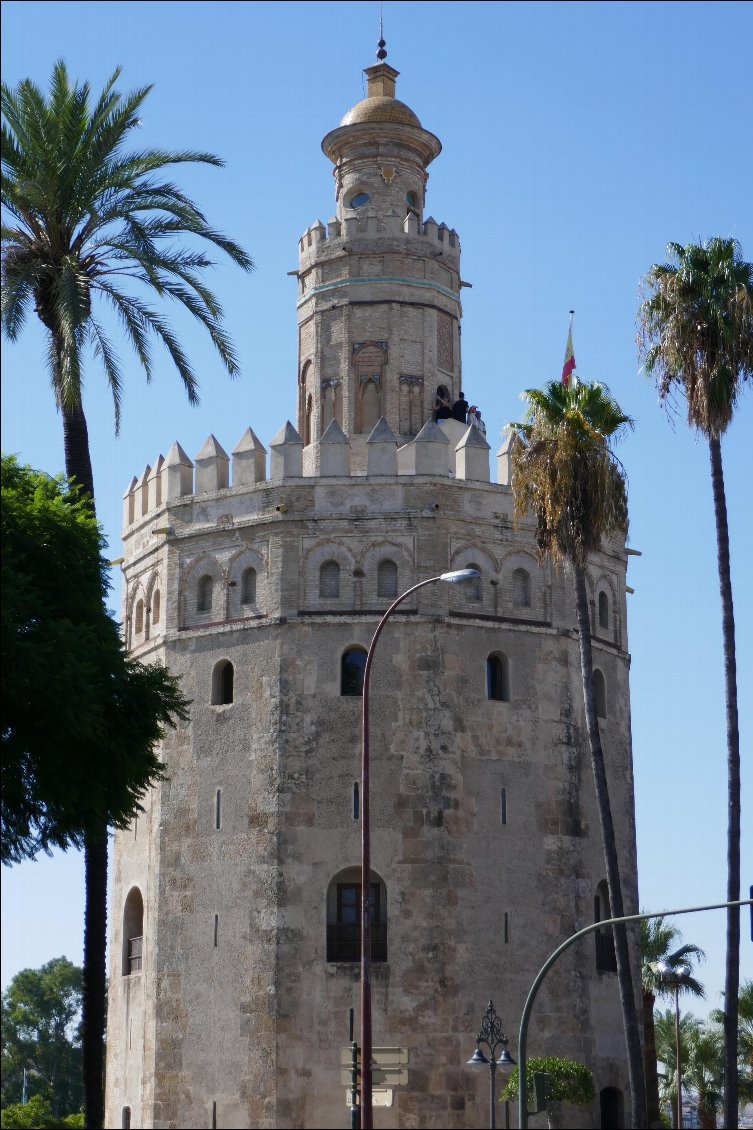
[{"x1": 2, "y1": 0, "x2": 751, "y2": 1025}]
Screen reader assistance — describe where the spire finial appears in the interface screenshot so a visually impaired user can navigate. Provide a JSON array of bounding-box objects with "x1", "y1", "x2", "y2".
[{"x1": 377, "y1": 5, "x2": 387, "y2": 60}]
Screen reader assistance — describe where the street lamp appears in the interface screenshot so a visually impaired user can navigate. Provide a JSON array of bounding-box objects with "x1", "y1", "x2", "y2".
[
  {"x1": 467, "y1": 999, "x2": 516, "y2": 1130},
  {"x1": 360, "y1": 568, "x2": 480, "y2": 1129},
  {"x1": 654, "y1": 961, "x2": 692, "y2": 1130}
]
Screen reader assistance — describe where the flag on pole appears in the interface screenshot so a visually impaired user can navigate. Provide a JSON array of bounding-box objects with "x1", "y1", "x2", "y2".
[{"x1": 561, "y1": 311, "x2": 576, "y2": 387}]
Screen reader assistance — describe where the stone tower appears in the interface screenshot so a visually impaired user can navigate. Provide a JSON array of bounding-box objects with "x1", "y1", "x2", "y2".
[{"x1": 106, "y1": 52, "x2": 640, "y2": 1130}]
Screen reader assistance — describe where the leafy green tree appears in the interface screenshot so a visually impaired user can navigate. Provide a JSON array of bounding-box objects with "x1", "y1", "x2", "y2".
[
  {"x1": 0, "y1": 1094, "x2": 83, "y2": 1129},
  {"x1": 641, "y1": 917, "x2": 705, "y2": 1127},
  {"x1": 1, "y1": 456, "x2": 189, "y2": 1125},
  {"x1": 1, "y1": 456, "x2": 189, "y2": 859},
  {"x1": 638, "y1": 238, "x2": 753, "y2": 1128},
  {"x1": 509, "y1": 378, "x2": 646, "y2": 1128},
  {"x1": 0, "y1": 959, "x2": 82, "y2": 1116},
  {"x1": 502, "y1": 1056, "x2": 595, "y2": 1128},
  {"x1": 1, "y1": 62, "x2": 250, "y2": 1127}
]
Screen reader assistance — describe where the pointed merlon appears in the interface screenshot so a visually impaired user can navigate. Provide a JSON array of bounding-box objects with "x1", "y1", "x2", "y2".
[
  {"x1": 195, "y1": 434, "x2": 230, "y2": 494},
  {"x1": 232, "y1": 427, "x2": 267, "y2": 486},
  {"x1": 456, "y1": 425, "x2": 490, "y2": 482},
  {"x1": 147, "y1": 455, "x2": 165, "y2": 511},
  {"x1": 163, "y1": 441, "x2": 194, "y2": 500},
  {"x1": 320, "y1": 418, "x2": 350, "y2": 476},
  {"x1": 413, "y1": 418, "x2": 451, "y2": 475},
  {"x1": 270, "y1": 421, "x2": 304, "y2": 481},
  {"x1": 497, "y1": 428, "x2": 523, "y2": 487},
  {"x1": 122, "y1": 475, "x2": 138, "y2": 529},
  {"x1": 134, "y1": 464, "x2": 151, "y2": 519},
  {"x1": 367, "y1": 416, "x2": 398, "y2": 476}
]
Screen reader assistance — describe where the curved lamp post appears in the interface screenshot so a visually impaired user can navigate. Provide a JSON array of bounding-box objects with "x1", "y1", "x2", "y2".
[
  {"x1": 654, "y1": 961, "x2": 692, "y2": 1130},
  {"x1": 467, "y1": 999, "x2": 516, "y2": 1129},
  {"x1": 360, "y1": 568, "x2": 480, "y2": 1129}
]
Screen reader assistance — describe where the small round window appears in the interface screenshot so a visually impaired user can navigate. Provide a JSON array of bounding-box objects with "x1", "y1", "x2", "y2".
[
  {"x1": 406, "y1": 192, "x2": 418, "y2": 208},
  {"x1": 348, "y1": 191, "x2": 370, "y2": 208}
]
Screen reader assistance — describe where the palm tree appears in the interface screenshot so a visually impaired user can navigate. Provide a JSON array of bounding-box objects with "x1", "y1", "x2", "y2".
[
  {"x1": 641, "y1": 917, "x2": 705, "y2": 1126},
  {"x1": 509, "y1": 377, "x2": 646, "y2": 1128},
  {"x1": 1, "y1": 62, "x2": 252, "y2": 1127},
  {"x1": 710, "y1": 979, "x2": 753, "y2": 1112},
  {"x1": 655, "y1": 1011, "x2": 723, "y2": 1130},
  {"x1": 638, "y1": 238, "x2": 753, "y2": 1129}
]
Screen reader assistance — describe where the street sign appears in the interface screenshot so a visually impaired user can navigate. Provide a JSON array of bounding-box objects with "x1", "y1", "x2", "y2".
[
  {"x1": 340, "y1": 1046, "x2": 408, "y2": 1087},
  {"x1": 344, "y1": 1088, "x2": 393, "y2": 1108}
]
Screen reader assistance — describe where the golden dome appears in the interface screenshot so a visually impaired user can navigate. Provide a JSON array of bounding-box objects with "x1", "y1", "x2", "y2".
[{"x1": 340, "y1": 96, "x2": 422, "y2": 128}]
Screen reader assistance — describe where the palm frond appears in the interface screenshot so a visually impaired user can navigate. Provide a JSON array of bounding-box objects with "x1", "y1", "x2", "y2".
[{"x1": 2, "y1": 60, "x2": 251, "y2": 431}]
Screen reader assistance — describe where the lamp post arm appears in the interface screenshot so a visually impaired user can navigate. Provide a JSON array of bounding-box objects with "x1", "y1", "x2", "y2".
[
  {"x1": 517, "y1": 898, "x2": 751, "y2": 1130},
  {"x1": 360, "y1": 573, "x2": 448, "y2": 1130}
]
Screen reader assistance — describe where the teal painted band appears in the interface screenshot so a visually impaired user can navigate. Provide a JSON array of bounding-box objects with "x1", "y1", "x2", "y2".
[{"x1": 297, "y1": 276, "x2": 459, "y2": 307}]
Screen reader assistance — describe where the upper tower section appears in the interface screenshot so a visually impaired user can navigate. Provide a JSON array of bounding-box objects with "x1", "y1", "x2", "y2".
[
  {"x1": 296, "y1": 49, "x2": 463, "y2": 474},
  {"x1": 322, "y1": 62, "x2": 441, "y2": 227}
]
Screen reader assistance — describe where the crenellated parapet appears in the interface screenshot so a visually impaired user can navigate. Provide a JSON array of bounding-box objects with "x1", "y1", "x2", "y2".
[
  {"x1": 298, "y1": 212, "x2": 460, "y2": 268},
  {"x1": 120, "y1": 416, "x2": 503, "y2": 538}
]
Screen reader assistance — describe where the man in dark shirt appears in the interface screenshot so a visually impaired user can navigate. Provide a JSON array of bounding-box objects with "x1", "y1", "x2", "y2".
[
  {"x1": 452, "y1": 391, "x2": 469, "y2": 423},
  {"x1": 435, "y1": 391, "x2": 452, "y2": 420}
]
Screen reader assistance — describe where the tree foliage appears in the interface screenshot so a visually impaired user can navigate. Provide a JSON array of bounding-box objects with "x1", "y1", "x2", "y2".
[
  {"x1": 0, "y1": 959, "x2": 82, "y2": 1117},
  {"x1": 641, "y1": 917, "x2": 706, "y2": 1000},
  {"x1": 502, "y1": 1056, "x2": 595, "y2": 1106},
  {"x1": 638, "y1": 238, "x2": 753, "y2": 439},
  {"x1": 1, "y1": 1095, "x2": 83, "y2": 1128},
  {"x1": 509, "y1": 377, "x2": 645, "y2": 1128},
  {"x1": 1, "y1": 455, "x2": 189, "y2": 862},
  {"x1": 1, "y1": 60, "x2": 253, "y2": 428},
  {"x1": 509, "y1": 377, "x2": 632, "y2": 569},
  {"x1": 638, "y1": 237, "x2": 752, "y2": 1128},
  {"x1": 655, "y1": 1011, "x2": 723, "y2": 1130}
]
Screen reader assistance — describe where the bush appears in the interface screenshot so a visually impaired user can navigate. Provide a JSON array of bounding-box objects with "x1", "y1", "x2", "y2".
[{"x1": 502, "y1": 1056, "x2": 595, "y2": 1107}]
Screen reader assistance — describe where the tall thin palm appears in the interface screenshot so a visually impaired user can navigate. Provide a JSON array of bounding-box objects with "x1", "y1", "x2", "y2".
[
  {"x1": 1, "y1": 61, "x2": 252, "y2": 1128},
  {"x1": 509, "y1": 377, "x2": 647, "y2": 1128},
  {"x1": 641, "y1": 917, "x2": 705, "y2": 1126},
  {"x1": 639, "y1": 238, "x2": 753, "y2": 1128}
]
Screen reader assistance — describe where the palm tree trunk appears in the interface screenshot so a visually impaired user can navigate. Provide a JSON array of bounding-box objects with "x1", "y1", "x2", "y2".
[
  {"x1": 709, "y1": 435, "x2": 740, "y2": 1130},
  {"x1": 573, "y1": 564, "x2": 647, "y2": 1129},
  {"x1": 60, "y1": 392, "x2": 107, "y2": 1130},
  {"x1": 644, "y1": 989, "x2": 662, "y2": 1127}
]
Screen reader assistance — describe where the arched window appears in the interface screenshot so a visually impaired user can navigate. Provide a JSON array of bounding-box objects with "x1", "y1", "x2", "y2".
[
  {"x1": 341, "y1": 647, "x2": 367, "y2": 696},
  {"x1": 152, "y1": 589, "x2": 161, "y2": 625},
  {"x1": 598, "y1": 590, "x2": 609, "y2": 630},
  {"x1": 122, "y1": 1108, "x2": 131, "y2": 1130},
  {"x1": 377, "y1": 559, "x2": 398, "y2": 599},
  {"x1": 327, "y1": 867, "x2": 387, "y2": 962},
  {"x1": 122, "y1": 887, "x2": 144, "y2": 976},
  {"x1": 512, "y1": 567, "x2": 531, "y2": 608},
  {"x1": 487, "y1": 653, "x2": 510, "y2": 702},
  {"x1": 135, "y1": 599, "x2": 144, "y2": 634},
  {"x1": 593, "y1": 669, "x2": 607, "y2": 719},
  {"x1": 594, "y1": 880, "x2": 617, "y2": 972},
  {"x1": 197, "y1": 574, "x2": 213, "y2": 614},
  {"x1": 465, "y1": 563, "x2": 482, "y2": 603},
  {"x1": 319, "y1": 560, "x2": 340, "y2": 599},
  {"x1": 241, "y1": 567, "x2": 257, "y2": 605},
  {"x1": 305, "y1": 393, "x2": 313, "y2": 447},
  {"x1": 212, "y1": 660, "x2": 234, "y2": 706}
]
